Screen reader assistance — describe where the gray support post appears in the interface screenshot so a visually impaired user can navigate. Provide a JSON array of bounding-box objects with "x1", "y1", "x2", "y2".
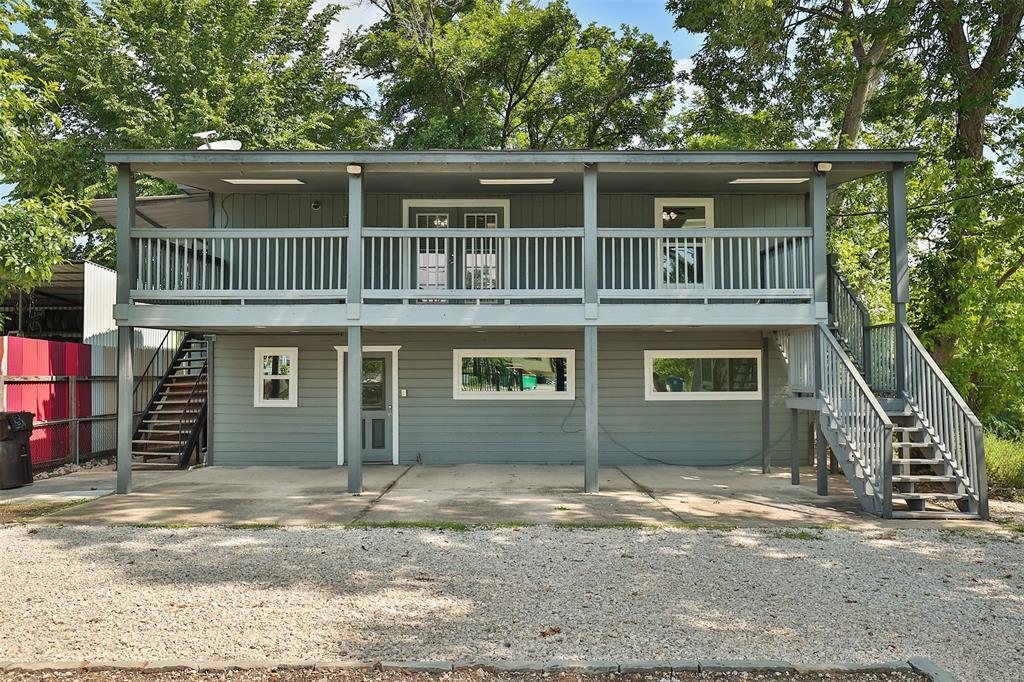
[
  {"x1": 347, "y1": 167, "x2": 363, "y2": 321},
  {"x1": 811, "y1": 170, "x2": 828, "y2": 321},
  {"x1": 887, "y1": 163, "x2": 909, "y2": 397},
  {"x1": 346, "y1": 326, "x2": 363, "y2": 494},
  {"x1": 116, "y1": 325, "x2": 134, "y2": 494},
  {"x1": 584, "y1": 325, "x2": 599, "y2": 492},
  {"x1": 816, "y1": 417, "x2": 828, "y2": 496},
  {"x1": 790, "y1": 409, "x2": 800, "y2": 485},
  {"x1": 115, "y1": 163, "x2": 136, "y2": 495},
  {"x1": 814, "y1": 323, "x2": 828, "y2": 496},
  {"x1": 761, "y1": 334, "x2": 771, "y2": 474},
  {"x1": 583, "y1": 164, "x2": 598, "y2": 320}
]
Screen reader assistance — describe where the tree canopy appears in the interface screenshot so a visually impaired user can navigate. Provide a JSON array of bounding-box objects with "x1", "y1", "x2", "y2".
[
  {"x1": 670, "y1": 0, "x2": 1024, "y2": 425},
  {"x1": 351, "y1": 0, "x2": 677, "y2": 149}
]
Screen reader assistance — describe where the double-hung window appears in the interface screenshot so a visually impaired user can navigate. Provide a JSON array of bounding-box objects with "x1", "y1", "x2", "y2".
[
  {"x1": 644, "y1": 350, "x2": 761, "y2": 400},
  {"x1": 254, "y1": 347, "x2": 298, "y2": 407},
  {"x1": 453, "y1": 349, "x2": 575, "y2": 400}
]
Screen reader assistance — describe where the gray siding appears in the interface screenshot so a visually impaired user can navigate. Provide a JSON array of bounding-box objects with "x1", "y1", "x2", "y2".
[
  {"x1": 213, "y1": 192, "x2": 805, "y2": 229},
  {"x1": 212, "y1": 330, "x2": 812, "y2": 467}
]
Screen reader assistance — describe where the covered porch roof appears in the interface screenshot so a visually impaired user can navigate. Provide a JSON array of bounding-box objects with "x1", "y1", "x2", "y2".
[{"x1": 104, "y1": 148, "x2": 917, "y2": 196}]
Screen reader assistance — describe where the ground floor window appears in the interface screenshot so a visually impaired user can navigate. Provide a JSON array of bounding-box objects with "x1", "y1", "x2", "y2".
[
  {"x1": 644, "y1": 349, "x2": 760, "y2": 400},
  {"x1": 453, "y1": 349, "x2": 575, "y2": 400},
  {"x1": 254, "y1": 347, "x2": 298, "y2": 407}
]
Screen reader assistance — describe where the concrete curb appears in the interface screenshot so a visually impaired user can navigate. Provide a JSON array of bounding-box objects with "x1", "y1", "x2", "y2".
[{"x1": 1, "y1": 657, "x2": 958, "y2": 679}]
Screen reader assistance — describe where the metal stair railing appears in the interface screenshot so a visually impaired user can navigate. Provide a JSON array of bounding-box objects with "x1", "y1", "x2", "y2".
[
  {"x1": 900, "y1": 322, "x2": 988, "y2": 518},
  {"x1": 818, "y1": 323, "x2": 895, "y2": 517},
  {"x1": 176, "y1": 359, "x2": 208, "y2": 468},
  {"x1": 827, "y1": 257, "x2": 871, "y2": 377},
  {"x1": 132, "y1": 333, "x2": 203, "y2": 443},
  {"x1": 131, "y1": 330, "x2": 175, "y2": 430}
]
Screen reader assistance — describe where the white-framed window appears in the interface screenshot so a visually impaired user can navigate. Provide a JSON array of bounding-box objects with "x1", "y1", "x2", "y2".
[
  {"x1": 654, "y1": 197, "x2": 715, "y2": 288},
  {"x1": 643, "y1": 349, "x2": 761, "y2": 401},
  {"x1": 453, "y1": 349, "x2": 575, "y2": 400},
  {"x1": 254, "y1": 347, "x2": 298, "y2": 408}
]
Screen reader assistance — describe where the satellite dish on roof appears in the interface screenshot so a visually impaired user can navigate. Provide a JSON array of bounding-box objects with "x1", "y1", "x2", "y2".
[{"x1": 192, "y1": 130, "x2": 243, "y2": 150}]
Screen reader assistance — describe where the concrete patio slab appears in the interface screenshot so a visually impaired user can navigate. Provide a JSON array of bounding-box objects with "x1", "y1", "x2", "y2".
[
  {"x1": 0, "y1": 465, "x2": 170, "y2": 503},
  {"x1": 361, "y1": 464, "x2": 679, "y2": 525},
  {"x1": 40, "y1": 466, "x2": 404, "y2": 526},
  {"x1": 621, "y1": 465, "x2": 890, "y2": 527}
]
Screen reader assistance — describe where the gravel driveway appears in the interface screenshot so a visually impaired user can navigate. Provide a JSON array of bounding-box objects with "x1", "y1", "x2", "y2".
[{"x1": 0, "y1": 525, "x2": 1020, "y2": 681}]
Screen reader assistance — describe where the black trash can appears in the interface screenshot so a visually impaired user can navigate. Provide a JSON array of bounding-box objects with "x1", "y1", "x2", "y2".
[{"x1": 0, "y1": 411, "x2": 34, "y2": 489}]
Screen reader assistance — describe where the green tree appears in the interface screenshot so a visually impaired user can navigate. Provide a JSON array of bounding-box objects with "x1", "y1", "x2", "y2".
[
  {"x1": 670, "y1": 0, "x2": 1024, "y2": 423},
  {"x1": 353, "y1": 0, "x2": 676, "y2": 149},
  {"x1": 0, "y1": 4, "x2": 84, "y2": 306},
  {"x1": 2, "y1": 0, "x2": 379, "y2": 264}
]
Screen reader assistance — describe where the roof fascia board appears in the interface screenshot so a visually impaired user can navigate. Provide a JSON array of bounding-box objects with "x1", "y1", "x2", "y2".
[{"x1": 103, "y1": 149, "x2": 919, "y2": 166}]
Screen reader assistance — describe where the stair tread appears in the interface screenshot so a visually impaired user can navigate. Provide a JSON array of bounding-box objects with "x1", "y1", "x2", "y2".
[
  {"x1": 893, "y1": 458, "x2": 947, "y2": 465},
  {"x1": 893, "y1": 492, "x2": 967, "y2": 500},
  {"x1": 890, "y1": 510, "x2": 980, "y2": 520},
  {"x1": 892, "y1": 474, "x2": 957, "y2": 482},
  {"x1": 892, "y1": 441, "x2": 935, "y2": 448}
]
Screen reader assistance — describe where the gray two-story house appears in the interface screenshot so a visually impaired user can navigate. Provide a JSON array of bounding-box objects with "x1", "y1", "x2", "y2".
[{"x1": 105, "y1": 149, "x2": 987, "y2": 520}]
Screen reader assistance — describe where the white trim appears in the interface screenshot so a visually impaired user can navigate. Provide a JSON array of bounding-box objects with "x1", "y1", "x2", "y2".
[
  {"x1": 335, "y1": 345, "x2": 402, "y2": 466},
  {"x1": 643, "y1": 349, "x2": 762, "y2": 401},
  {"x1": 254, "y1": 347, "x2": 298, "y2": 408},
  {"x1": 654, "y1": 197, "x2": 715, "y2": 290},
  {"x1": 401, "y1": 198, "x2": 512, "y2": 226},
  {"x1": 654, "y1": 197, "x2": 715, "y2": 229},
  {"x1": 452, "y1": 348, "x2": 576, "y2": 401}
]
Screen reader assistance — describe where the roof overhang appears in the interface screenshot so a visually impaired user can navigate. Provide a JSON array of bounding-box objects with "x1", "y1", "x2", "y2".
[{"x1": 103, "y1": 149, "x2": 918, "y2": 195}]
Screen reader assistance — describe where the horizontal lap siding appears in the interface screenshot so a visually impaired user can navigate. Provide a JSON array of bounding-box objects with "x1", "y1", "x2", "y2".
[
  {"x1": 213, "y1": 334, "x2": 337, "y2": 465},
  {"x1": 211, "y1": 331, "x2": 810, "y2": 467}
]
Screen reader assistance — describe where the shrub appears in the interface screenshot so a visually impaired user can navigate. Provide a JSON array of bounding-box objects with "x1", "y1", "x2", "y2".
[{"x1": 986, "y1": 435, "x2": 1024, "y2": 493}]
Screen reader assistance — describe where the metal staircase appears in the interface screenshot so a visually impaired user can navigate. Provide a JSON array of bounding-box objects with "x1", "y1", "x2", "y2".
[
  {"x1": 776, "y1": 263, "x2": 987, "y2": 520},
  {"x1": 131, "y1": 333, "x2": 208, "y2": 469}
]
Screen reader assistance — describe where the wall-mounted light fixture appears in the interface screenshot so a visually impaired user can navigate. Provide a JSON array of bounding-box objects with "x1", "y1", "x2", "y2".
[
  {"x1": 346, "y1": 164, "x2": 362, "y2": 175},
  {"x1": 815, "y1": 162, "x2": 833, "y2": 173}
]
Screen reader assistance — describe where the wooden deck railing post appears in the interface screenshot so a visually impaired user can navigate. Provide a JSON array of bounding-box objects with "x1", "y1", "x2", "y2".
[
  {"x1": 887, "y1": 163, "x2": 909, "y2": 398},
  {"x1": 346, "y1": 326, "x2": 363, "y2": 494},
  {"x1": 583, "y1": 163, "x2": 598, "y2": 319},
  {"x1": 584, "y1": 325, "x2": 599, "y2": 493},
  {"x1": 811, "y1": 171, "x2": 828, "y2": 321},
  {"x1": 347, "y1": 165, "x2": 363, "y2": 320}
]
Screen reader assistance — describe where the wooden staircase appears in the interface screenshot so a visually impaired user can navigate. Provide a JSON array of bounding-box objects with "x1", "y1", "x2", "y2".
[
  {"x1": 132, "y1": 334, "x2": 208, "y2": 469},
  {"x1": 886, "y1": 407, "x2": 979, "y2": 519}
]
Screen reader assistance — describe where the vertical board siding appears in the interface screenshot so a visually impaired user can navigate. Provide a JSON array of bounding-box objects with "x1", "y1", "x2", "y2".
[
  {"x1": 212, "y1": 330, "x2": 809, "y2": 466},
  {"x1": 213, "y1": 192, "x2": 805, "y2": 229}
]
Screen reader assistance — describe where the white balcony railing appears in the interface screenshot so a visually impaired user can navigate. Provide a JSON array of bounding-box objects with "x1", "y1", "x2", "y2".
[{"x1": 129, "y1": 227, "x2": 814, "y2": 304}]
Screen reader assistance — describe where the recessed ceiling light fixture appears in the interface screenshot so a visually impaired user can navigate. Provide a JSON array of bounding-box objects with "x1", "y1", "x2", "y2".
[
  {"x1": 221, "y1": 178, "x2": 305, "y2": 185},
  {"x1": 479, "y1": 178, "x2": 556, "y2": 185},
  {"x1": 728, "y1": 177, "x2": 809, "y2": 185}
]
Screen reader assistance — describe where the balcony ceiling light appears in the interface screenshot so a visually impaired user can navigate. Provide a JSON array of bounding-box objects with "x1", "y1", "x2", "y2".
[
  {"x1": 221, "y1": 178, "x2": 305, "y2": 185},
  {"x1": 728, "y1": 177, "x2": 808, "y2": 184},
  {"x1": 479, "y1": 178, "x2": 556, "y2": 185}
]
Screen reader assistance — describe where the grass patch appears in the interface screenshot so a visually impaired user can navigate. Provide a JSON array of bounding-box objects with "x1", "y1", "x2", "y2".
[
  {"x1": 0, "y1": 498, "x2": 92, "y2": 524},
  {"x1": 552, "y1": 520, "x2": 647, "y2": 529},
  {"x1": 349, "y1": 520, "x2": 472, "y2": 531},
  {"x1": 986, "y1": 434, "x2": 1024, "y2": 496},
  {"x1": 772, "y1": 529, "x2": 825, "y2": 541},
  {"x1": 224, "y1": 522, "x2": 282, "y2": 530},
  {"x1": 993, "y1": 517, "x2": 1024, "y2": 533},
  {"x1": 127, "y1": 522, "x2": 196, "y2": 529},
  {"x1": 669, "y1": 520, "x2": 737, "y2": 532}
]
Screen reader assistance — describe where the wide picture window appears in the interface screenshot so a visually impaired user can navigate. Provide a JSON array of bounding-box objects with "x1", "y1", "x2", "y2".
[
  {"x1": 644, "y1": 350, "x2": 760, "y2": 400},
  {"x1": 453, "y1": 350, "x2": 575, "y2": 400},
  {"x1": 254, "y1": 347, "x2": 298, "y2": 407}
]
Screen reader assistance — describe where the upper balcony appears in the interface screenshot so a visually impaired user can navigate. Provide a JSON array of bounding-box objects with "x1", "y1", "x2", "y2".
[{"x1": 101, "y1": 149, "x2": 916, "y2": 329}]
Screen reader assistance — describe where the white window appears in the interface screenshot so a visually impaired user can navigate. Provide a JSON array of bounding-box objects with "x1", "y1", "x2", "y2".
[
  {"x1": 654, "y1": 198, "x2": 714, "y2": 288},
  {"x1": 644, "y1": 349, "x2": 761, "y2": 401},
  {"x1": 254, "y1": 347, "x2": 298, "y2": 407},
  {"x1": 453, "y1": 349, "x2": 575, "y2": 400}
]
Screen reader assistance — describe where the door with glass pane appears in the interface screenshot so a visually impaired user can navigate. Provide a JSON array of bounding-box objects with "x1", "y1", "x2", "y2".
[
  {"x1": 361, "y1": 354, "x2": 392, "y2": 462},
  {"x1": 654, "y1": 198, "x2": 714, "y2": 289},
  {"x1": 407, "y1": 204, "x2": 506, "y2": 297}
]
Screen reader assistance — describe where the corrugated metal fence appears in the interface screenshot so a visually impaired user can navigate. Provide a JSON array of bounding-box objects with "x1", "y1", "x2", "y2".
[{"x1": 0, "y1": 335, "x2": 176, "y2": 469}]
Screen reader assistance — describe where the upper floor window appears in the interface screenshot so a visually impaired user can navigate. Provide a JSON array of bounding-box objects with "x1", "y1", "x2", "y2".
[
  {"x1": 655, "y1": 197, "x2": 714, "y2": 229},
  {"x1": 254, "y1": 347, "x2": 298, "y2": 407}
]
